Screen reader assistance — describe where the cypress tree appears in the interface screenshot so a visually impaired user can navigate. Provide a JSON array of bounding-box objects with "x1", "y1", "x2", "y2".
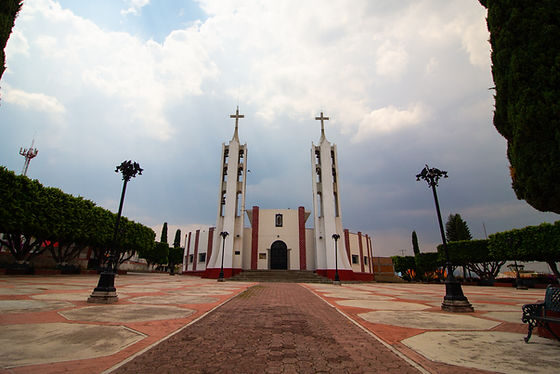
[
  {"x1": 160, "y1": 222, "x2": 168, "y2": 244},
  {"x1": 412, "y1": 231, "x2": 420, "y2": 256},
  {"x1": 173, "y1": 229, "x2": 181, "y2": 248},
  {"x1": 480, "y1": 0, "x2": 560, "y2": 213}
]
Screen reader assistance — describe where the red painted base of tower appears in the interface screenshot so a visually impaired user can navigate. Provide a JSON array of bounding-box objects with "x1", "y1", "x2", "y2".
[
  {"x1": 316, "y1": 269, "x2": 374, "y2": 282},
  {"x1": 201, "y1": 268, "x2": 243, "y2": 279}
]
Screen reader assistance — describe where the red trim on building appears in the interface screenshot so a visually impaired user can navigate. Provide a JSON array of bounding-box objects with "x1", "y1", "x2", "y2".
[
  {"x1": 251, "y1": 206, "x2": 259, "y2": 270},
  {"x1": 203, "y1": 267, "x2": 243, "y2": 279},
  {"x1": 206, "y1": 228, "x2": 214, "y2": 265},
  {"x1": 343, "y1": 229, "x2": 351, "y2": 262},
  {"x1": 298, "y1": 206, "x2": 307, "y2": 270},
  {"x1": 358, "y1": 231, "x2": 364, "y2": 273},
  {"x1": 366, "y1": 235, "x2": 373, "y2": 274},
  {"x1": 185, "y1": 232, "x2": 192, "y2": 271},
  {"x1": 315, "y1": 269, "x2": 374, "y2": 281},
  {"x1": 192, "y1": 230, "x2": 200, "y2": 271},
  {"x1": 352, "y1": 272, "x2": 375, "y2": 281}
]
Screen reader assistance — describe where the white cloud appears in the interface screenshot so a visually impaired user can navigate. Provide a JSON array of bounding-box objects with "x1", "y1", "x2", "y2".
[
  {"x1": 353, "y1": 103, "x2": 429, "y2": 142},
  {"x1": 2, "y1": 85, "x2": 66, "y2": 114},
  {"x1": 5, "y1": 29, "x2": 29, "y2": 57},
  {"x1": 460, "y1": 16, "x2": 490, "y2": 68},
  {"x1": 10, "y1": 0, "x2": 219, "y2": 141},
  {"x1": 376, "y1": 41, "x2": 409, "y2": 78},
  {"x1": 121, "y1": 0, "x2": 150, "y2": 16}
]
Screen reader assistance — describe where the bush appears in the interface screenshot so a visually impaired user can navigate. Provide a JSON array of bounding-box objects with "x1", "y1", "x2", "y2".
[{"x1": 391, "y1": 256, "x2": 416, "y2": 281}]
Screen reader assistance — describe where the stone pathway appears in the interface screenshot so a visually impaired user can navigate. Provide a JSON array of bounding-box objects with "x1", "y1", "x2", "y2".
[{"x1": 111, "y1": 283, "x2": 421, "y2": 374}]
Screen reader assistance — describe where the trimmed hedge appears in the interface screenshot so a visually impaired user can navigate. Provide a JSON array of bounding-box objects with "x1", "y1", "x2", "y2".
[{"x1": 489, "y1": 221, "x2": 560, "y2": 279}]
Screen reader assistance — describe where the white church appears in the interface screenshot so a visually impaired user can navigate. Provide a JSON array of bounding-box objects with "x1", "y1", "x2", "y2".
[{"x1": 182, "y1": 108, "x2": 375, "y2": 281}]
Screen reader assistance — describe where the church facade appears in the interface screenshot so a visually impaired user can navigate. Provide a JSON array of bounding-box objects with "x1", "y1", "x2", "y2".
[{"x1": 182, "y1": 109, "x2": 374, "y2": 281}]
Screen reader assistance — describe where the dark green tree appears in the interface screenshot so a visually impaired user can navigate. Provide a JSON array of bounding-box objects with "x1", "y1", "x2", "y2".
[
  {"x1": 160, "y1": 222, "x2": 168, "y2": 243},
  {"x1": 0, "y1": 166, "x2": 155, "y2": 272},
  {"x1": 173, "y1": 229, "x2": 181, "y2": 249},
  {"x1": 0, "y1": 0, "x2": 22, "y2": 81},
  {"x1": 445, "y1": 214, "x2": 472, "y2": 242},
  {"x1": 438, "y1": 240, "x2": 505, "y2": 281},
  {"x1": 168, "y1": 228, "x2": 183, "y2": 275},
  {"x1": 114, "y1": 218, "x2": 155, "y2": 270},
  {"x1": 0, "y1": 167, "x2": 47, "y2": 263},
  {"x1": 412, "y1": 231, "x2": 420, "y2": 256},
  {"x1": 489, "y1": 222, "x2": 560, "y2": 280},
  {"x1": 41, "y1": 188, "x2": 97, "y2": 269},
  {"x1": 480, "y1": 0, "x2": 560, "y2": 213}
]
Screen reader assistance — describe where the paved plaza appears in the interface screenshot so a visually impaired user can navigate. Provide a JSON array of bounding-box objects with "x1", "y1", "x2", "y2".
[{"x1": 0, "y1": 273, "x2": 558, "y2": 373}]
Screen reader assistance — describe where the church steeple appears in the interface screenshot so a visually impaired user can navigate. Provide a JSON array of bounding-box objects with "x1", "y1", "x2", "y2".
[
  {"x1": 230, "y1": 106, "x2": 244, "y2": 142},
  {"x1": 207, "y1": 107, "x2": 248, "y2": 279},
  {"x1": 311, "y1": 111, "x2": 352, "y2": 275}
]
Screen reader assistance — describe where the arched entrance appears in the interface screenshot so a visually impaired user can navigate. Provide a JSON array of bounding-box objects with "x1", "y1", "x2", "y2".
[{"x1": 270, "y1": 240, "x2": 288, "y2": 270}]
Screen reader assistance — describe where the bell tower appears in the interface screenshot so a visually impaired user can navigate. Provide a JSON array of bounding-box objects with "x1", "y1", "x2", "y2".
[
  {"x1": 311, "y1": 112, "x2": 352, "y2": 279},
  {"x1": 206, "y1": 107, "x2": 248, "y2": 278}
]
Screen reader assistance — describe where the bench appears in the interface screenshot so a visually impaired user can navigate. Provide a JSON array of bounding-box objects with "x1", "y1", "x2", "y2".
[{"x1": 522, "y1": 285, "x2": 560, "y2": 343}]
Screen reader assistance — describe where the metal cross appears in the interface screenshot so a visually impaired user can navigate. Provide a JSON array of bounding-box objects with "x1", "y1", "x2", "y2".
[
  {"x1": 315, "y1": 112, "x2": 329, "y2": 136},
  {"x1": 230, "y1": 106, "x2": 244, "y2": 129}
]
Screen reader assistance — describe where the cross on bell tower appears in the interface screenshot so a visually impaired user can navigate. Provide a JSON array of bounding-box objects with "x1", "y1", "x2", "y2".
[
  {"x1": 230, "y1": 106, "x2": 244, "y2": 141},
  {"x1": 315, "y1": 112, "x2": 329, "y2": 141}
]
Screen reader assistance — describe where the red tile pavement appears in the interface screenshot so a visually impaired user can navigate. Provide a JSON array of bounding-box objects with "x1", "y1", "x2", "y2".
[
  {"x1": 0, "y1": 274, "x2": 253, "y2": 374},
  {"x1": 110, "y1": 283, "x2": 422, "y2": 374}
]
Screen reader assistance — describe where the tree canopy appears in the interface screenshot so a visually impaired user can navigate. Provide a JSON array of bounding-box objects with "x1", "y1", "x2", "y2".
[
  {"x1": 489, "y1": 222, "x2": 560, "y2": 279},
  {"x1": 445, "y1": 214, "x2": 472, "y2": 242},
  {"x1": 0, "y1": 166, "x2": 155, "y2": 268},
  {"x1": 0, "y1": 0, "x2": 22, "y2": 81},
  {"x1": 480, "y1": 0, "x2": 560, "y2": 213}
]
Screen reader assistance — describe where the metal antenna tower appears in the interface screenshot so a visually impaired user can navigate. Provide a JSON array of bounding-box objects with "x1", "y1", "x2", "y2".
[{"x1": 19, "y1": 139, "x2": 38, "y2": 176}]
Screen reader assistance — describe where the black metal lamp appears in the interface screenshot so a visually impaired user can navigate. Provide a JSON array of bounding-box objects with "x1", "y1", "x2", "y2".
[
  {"x1": 89, "y1": 160, "x2": 143, "y2": 303},
  {"x1": 332, "y1": 234, "x2": 341, "y2": 285},
  {"x1": 416, "y1": 164, "x2": 473, "y2": 312},
  {"x1": 218, "y1": 231, "x2": 229, "y2": 282}
]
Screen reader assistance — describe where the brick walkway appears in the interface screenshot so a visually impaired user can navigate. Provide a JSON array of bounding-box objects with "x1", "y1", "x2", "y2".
[{"x1": 111, "y1": 283, "x2": 420, "y2": 374}]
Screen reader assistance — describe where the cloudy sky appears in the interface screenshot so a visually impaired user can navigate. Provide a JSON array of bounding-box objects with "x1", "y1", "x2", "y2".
[{"x1": 1, "y1": 0, "x2": 557, "y2": 256}]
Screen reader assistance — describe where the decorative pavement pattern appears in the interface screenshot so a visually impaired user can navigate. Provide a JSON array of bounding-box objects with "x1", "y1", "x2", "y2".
[
  {"x1": 0, "y1": 274, "x2": 559, "y2": 373},
  {"x1": 0, "y1": 273, "x2": 253, "y2": 373},
  {"x1": 304, "y1": 283, "x2": 560, "y2": 374},
  {"x1": 112, "y1": 283, "x2": 420, "y2": 374}
]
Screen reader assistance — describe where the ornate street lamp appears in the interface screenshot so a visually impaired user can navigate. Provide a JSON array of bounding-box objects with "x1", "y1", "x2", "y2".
[
  {"x1": 416, "y1": 165, "x2": 473, "y2": 312},
  {"x1": 218, "y1": 231, "x2": 229, "y2": 282},
  {"x1": 332, "y1": 234, "x2": 341, "y2": 285},
  {"x1": 88, "y1": 161, "x2": 143, "y2": 303}
]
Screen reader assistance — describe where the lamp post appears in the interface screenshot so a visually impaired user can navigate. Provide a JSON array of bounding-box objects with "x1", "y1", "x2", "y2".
[
  {"x1": 332, "y1": 234, "x2": 341, "y2": 285},
  {"x1": 416, "y1": 165, "x2": 473, "y2": 312},
  {"x1": 218, "y1": 231, "x2": 229, "y2": 282},
  {"x1": 88, "y1": 160, "x2": 143, "y2": 303}
]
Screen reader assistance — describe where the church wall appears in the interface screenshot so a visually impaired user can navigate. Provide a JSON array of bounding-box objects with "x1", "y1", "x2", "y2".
[
  {"x1": 345, "y1": 231, "x2": 374, "y2": 277},
  {"x1": 182, "y1": 228, "x2": 213, "y2": 274},
  {"x1": 305, "y1": 228, "x2": 316, "y2": 270},
  {"x1": 242, "y1": 227, "x2": 252, "y2": 269},
  {"x1": 255, "y1": 209, "x2": 301, "y2": 270}
]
